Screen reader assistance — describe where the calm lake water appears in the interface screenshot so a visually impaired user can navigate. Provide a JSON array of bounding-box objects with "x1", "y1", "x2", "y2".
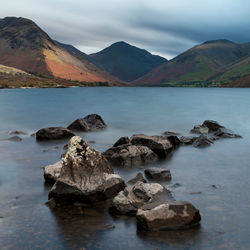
[{"x1": 0, "y1": 87, "x2": 250, "y2": 250}]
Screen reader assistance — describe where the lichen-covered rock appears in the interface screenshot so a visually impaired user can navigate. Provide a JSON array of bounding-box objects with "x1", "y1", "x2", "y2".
[
  {"x1": 131, "y1": 134, "x2": 173, "y2": 158},
  {"x1": 44, "y1": 161, "x2": 62, "y2": 184},
  {"x1": 128, "y1": 173, "x2": 147, "y2": 185},
  {"x1": 103, "y1": 144, "x2": 158, "y2": 167},
  {"x1": 202, "y1": 120, "x2": 224, "y2": 132},
  {"x1": 136, "y1": 201, "x2": 201, "y2": 231},
  {"x1": 144, "y1": 168, "x2": 172, "y2": 181},
  {"x1": 36, "y1": 127, "x2": 75, "y2": 140},
  {"x1": 190, "y1": 125, "x2": 209, "y2": 134},
  {"x1": 48, "y1": 136, "x2": 125, "y2": 204},
  {"x1": 67, "y1": 114, "x2": 106, "y2": 131},
  {"x1": 193, "y1": 134, "x2": 213, "y2": 148},
  {"x1": 111, "y1": 181, "x2": 171, "y2": 215}
]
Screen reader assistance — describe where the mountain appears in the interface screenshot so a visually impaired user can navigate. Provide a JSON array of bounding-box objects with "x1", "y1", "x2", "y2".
[
  {"x1": 0, "y1": 64, "x2": 29, "y2": 75},
  {"x1": 89, "y1": 41, "x2": 167, "y2": 82},
  {"x1": 134, "y1": 39, "x2": 250, "y2": 86},
  {"x1": 0, "y1": 17, "x2": 121, "y2": 85}
]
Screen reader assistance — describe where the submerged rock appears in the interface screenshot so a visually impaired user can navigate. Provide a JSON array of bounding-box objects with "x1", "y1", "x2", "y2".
[
  {"x1": 44, "y1": 161, "x2": 62, "y2": 184},
  {"x1": 67, "y1": 114, "x2": 106, "y2": 131},
  {"x1": 128, "y1": 173, "x2": 147, "y2": 185},
  {"x1": 190, "y1": 125, "x2": 209, "y2": 134},
  {"x1": 36, "y1": 127, "x2": 75, "y2": 140},
  {"x1": 111, "y1": 181, "x2": 171, "y2": 215},
  {"x1": 131, "y1": 134, "x2": 173, "y2": 158},
  {"x1": 136, "y1": 201, "x2": 201, "y2": 231},
  {"x1": 144, "y1": 168, "x2": 172, "y2": 181},
  {"x1": 103, "y1": 144, "x2": 158, "y2": 167},
  {"x1": 48, "y1": 136, "x2": 125, "y2": 204},
  {"x1": 202, "y1": 120, "x2": 224, "y2": 132},
  {"x1": 163, "y1": 131, "x2": 181, "y2": 136},
  {"x1": 9, "y1": 130, "x2": 27, "y2": 135},
  {"x1": 214, "y1": 128, "x2": 242, "y2": 138},
  {"x1": 7, "y1": 136, "x2": 22, "y2": 141},
  {"x1": 193, "y1": 134, "x2": 213, "y2": 148}
]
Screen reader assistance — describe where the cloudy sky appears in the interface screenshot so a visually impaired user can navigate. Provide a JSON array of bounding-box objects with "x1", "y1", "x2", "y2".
[{"x1": 1, "y1": 0, "x2": 250, "y2": 59}]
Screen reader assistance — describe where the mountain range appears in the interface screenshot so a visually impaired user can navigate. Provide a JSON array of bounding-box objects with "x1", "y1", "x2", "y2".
[{"x1": 0, "y1": 16, "x2": 250, "y2": 87}]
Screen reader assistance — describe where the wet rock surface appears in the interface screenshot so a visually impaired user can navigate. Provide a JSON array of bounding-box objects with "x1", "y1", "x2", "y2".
[
  {"x1": 67, "y1": 114, "x2": 106, "y2": 131},
  {"x1": 113, "y1": 136, "x2": 130, "y2": 147},
  {"x1": 145, "y1": 168, "x2": 172, "y2": 181},
  {"x1": 44, "y1": 161, "x2": 62, "y2": 184},
  {"x1": 214, "y1": 128, "x2": 242, "y2": 138},
  {"x1": 48, "y1": 136, "x2": 125, "y2": 205},
  {"x1": 136, "y1": 201, "x2": 201, "y2": 231},
  {"x1": 190, "y1": 125, "x2": 209, "y2": 134},
  {"x1": 202, "y1": 120, "x2": 224, "y2": 132},
  {"x1": 180, "y1": 136, "x2": 197, "y2": 145},
  {"x1": 192, "y1": 134, "x2": 214, "y2": 148},
  {"x1": 36, "y1": 127, "x2": 75, "y2": 140},
  {"x1": 128, "y1": 173, "x2": 147, "y2": 185}
]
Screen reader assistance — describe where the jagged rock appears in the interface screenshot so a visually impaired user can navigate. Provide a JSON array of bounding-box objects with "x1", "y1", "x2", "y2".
[
  {"x1": 202, "y1": 120, "x2": 224, "y2": 132},
  {"x1": 131, "y1": 134, "x2": 173, "y2": 158},
  {"x1": 44, "y1": 161, "x2": 62, "y2": 184},
  {"x1": 9, "y1": 130, "x2": 27, "y2": 135},
  {"x1": 136, "y1": 201, "x2": 201, "y2": 231},
  {"x1": 190, "y1": 125, "x2": 209, "y2": 134},
  {"x1": 111, "y1": 181, "x2": 171, "y2": 215},
  {"x1": 214, "y1": 128, "x2": 242, "y2": 138},
  {"x1": 128, "y1": 173, "x2": 147, "y2": 185},
  {"x1": 113, "y1": 137, "x2": 130, "y2": 147},
  {"x1": 67, "y1": 114, "x2": 106, "y2": 131},
  {"x1": 36, "y1": 127, "x2": 75, "y2": 140},
  {"x1": 103, "y1": 144, "x2": 158, "y2": 167},
  {"x1": 193, "y1": 134, "x2": 213, "y2": 148},
  {"x1": 180, "y1": 136, "x2": 197, "y2": 145},
  {"x1": 163, "y1": 131, "x2": 181, "y2": 136},
  {"x1": 8, "y1": 136, "x2": 22, "y2": 141},
  {"x1": 145, "y1": 168, "x2": 172, "y2": 181},
  {"x1": 48, "y1": 136, "x2": 125, "y2": 204}
]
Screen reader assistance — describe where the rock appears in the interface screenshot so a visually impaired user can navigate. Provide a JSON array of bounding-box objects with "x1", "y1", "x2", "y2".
[
  {"x1": 165, "y1": 135, "x2": 181, "y2": 149},
  {"x1": 103, "y1": 144, "x2": 158, "y2": 167},
  {"x1": 48, "y1": 136, "x2": 125, "y2": 205},
  {"x1": 214, "y1": 128, "x2": 242, "y2": 138},
  {"x1": 202, "y1": 120, "x2": 224, "y2": 132},
  {"x1": 45, "y1": 198, "x2": 57, "y2": 208},
  {"x1": 9, "y1": 130, "x2": 27, "y2": 135},
  {"x1": 136, "y1": 201, "x2": 201, "y2": 231},
  {"x1": 131, "y1": 134, "x2": 173, "y2": 158},
  {"x1": 103, "y1": 224, "x2": 116, "y2": 230},
  {"x1": 145, "y1": 168, "x2": 172, "y2": 181},
  {"x1": 44, "y1": 161, "x2": 62, "y2": 184},
  {"x1": 163, "y1": 131, "x2": 181, "y2": 136},
  {"x1": 190, "y1": 125, "x2": 209, "y2": 134},
  {"x1": 193, "y1": 134, "x2": 213, "y2": 148},
  {"x1": 7, "y1": 136, "x2": 22, "y2": 141},
  {"x1": 128, "y1": 173, "x2": 147, "y2": 185},
  {"x1": 36, "y1": 127, "x2": 75, "y2": 140},
  {"x1": 111, "y1": 181, "x2": 170, "y2": 215},
  {"x1": 180, "y1": 136, "x2": 197, "y2": 145},
  {"x1": 113, "y1": 137, "x2": 130, "y2": 147},
  {"x1": 67, "y1": 114, "x2": 106, "y2": 131}
]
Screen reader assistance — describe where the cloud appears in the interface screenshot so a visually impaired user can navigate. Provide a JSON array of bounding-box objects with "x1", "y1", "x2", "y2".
[{"x1": 0, "y1": 0, "x2": 250, "y2": 59}]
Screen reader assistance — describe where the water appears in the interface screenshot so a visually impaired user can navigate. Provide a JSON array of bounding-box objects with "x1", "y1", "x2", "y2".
[{"x1": 0, "y1": 87, "x2": 249, "y2": 250}]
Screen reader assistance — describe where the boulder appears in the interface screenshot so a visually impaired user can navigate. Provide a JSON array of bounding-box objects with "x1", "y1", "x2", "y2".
[
  {"x1": 103, "y1": 144, "x2": 158, "y2": 167},
  {"x1": 44, "y1": 161, "x2": 62, "y2": 184},
  {"x1": 190, "y1": 125, "x2": 209, "y2": 134},
  {"x1": 165, "y1": 135, "x2": 181, "y2": 149},
  {"x1": 193, "y1": 134, "x2": 213, "y2": 148},
  {"x1": 145, "y1": 168, "x2": 172, "y2": 181},
  {"x1": 113, "y1": 137, "x2": 130, "y2": 147},
  {"x1": 36, "y1": 127, "x2": 75, "y2": 140},
  {"x1": 128, "y1": 173, "x2": 147, "y2": 185},
  {"x1": 111, "y1": 181, "x2": 171, "y2": 215},
  {"x1": 48, "y1": 136, "x2": 125, "y2": 204},
  {"x1": 214, "y1": 128, "x2": 242, "y2": 138},
  {"x1": 180, "y1": 136, "x2": 197, "y2": 145},
  {"x1": 131, "y1": 134, "x2": 173, "y2": 158},
  {"x1": 136, "y1": 201, "x2": 201, "y2": 231},
  {"x1": 202, "y1": 120, "x2": 224, "y2": 132},
  {"x1": 67, "y1": 114, "x2": 106, "y2": 131}
]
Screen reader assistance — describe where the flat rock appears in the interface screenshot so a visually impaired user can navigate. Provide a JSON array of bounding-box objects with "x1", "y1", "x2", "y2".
[
  {"x1": 131, "y1": 134, "x2": 173, "y2": 158},
  {"x1": 136, "y1": 201, "x2": 201, "y2": 231},
  {"x1": 145, "y1": 168, "x2": 172, "y2": 181},
  {"x1": 36, "y1": 127, "x2": 75, "y2": 140},
  {"x1": 193, "y1": 134, "x2": 213, "y2": 148},
  {"x1": 44, "y1": 161, "x2": 62, "y2": 184},
  {"x1": 67, "y1": 114, "x2": 106, "y2": 131},
  {"x1": 103, "y1": 144, "x2": 158, "y2": 167},
  {"x1": 128, "y1": 173, "x2": 147, "y2": 185},
  {"x1": 111, "y1": 181, "x2": 171, "y2": 215},
  {"x1": 190, "y1": 125, "x2": 209, "y2": 134},
  {"x1": 202, "y1": 120, "x2": 224, "y2": 132},
  {"x1": 48, "y1": 136, "x2": 125, "y2": 205}
]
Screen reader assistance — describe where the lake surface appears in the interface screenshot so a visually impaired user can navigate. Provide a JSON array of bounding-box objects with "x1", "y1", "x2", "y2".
[{"x1": 0, "y1": 87, "x2": 250, "y2": 250}]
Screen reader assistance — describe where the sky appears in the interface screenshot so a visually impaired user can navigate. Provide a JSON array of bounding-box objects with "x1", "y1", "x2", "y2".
[{"x1": 0, "y1": 0, "x2": 250, "y2": 59}]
